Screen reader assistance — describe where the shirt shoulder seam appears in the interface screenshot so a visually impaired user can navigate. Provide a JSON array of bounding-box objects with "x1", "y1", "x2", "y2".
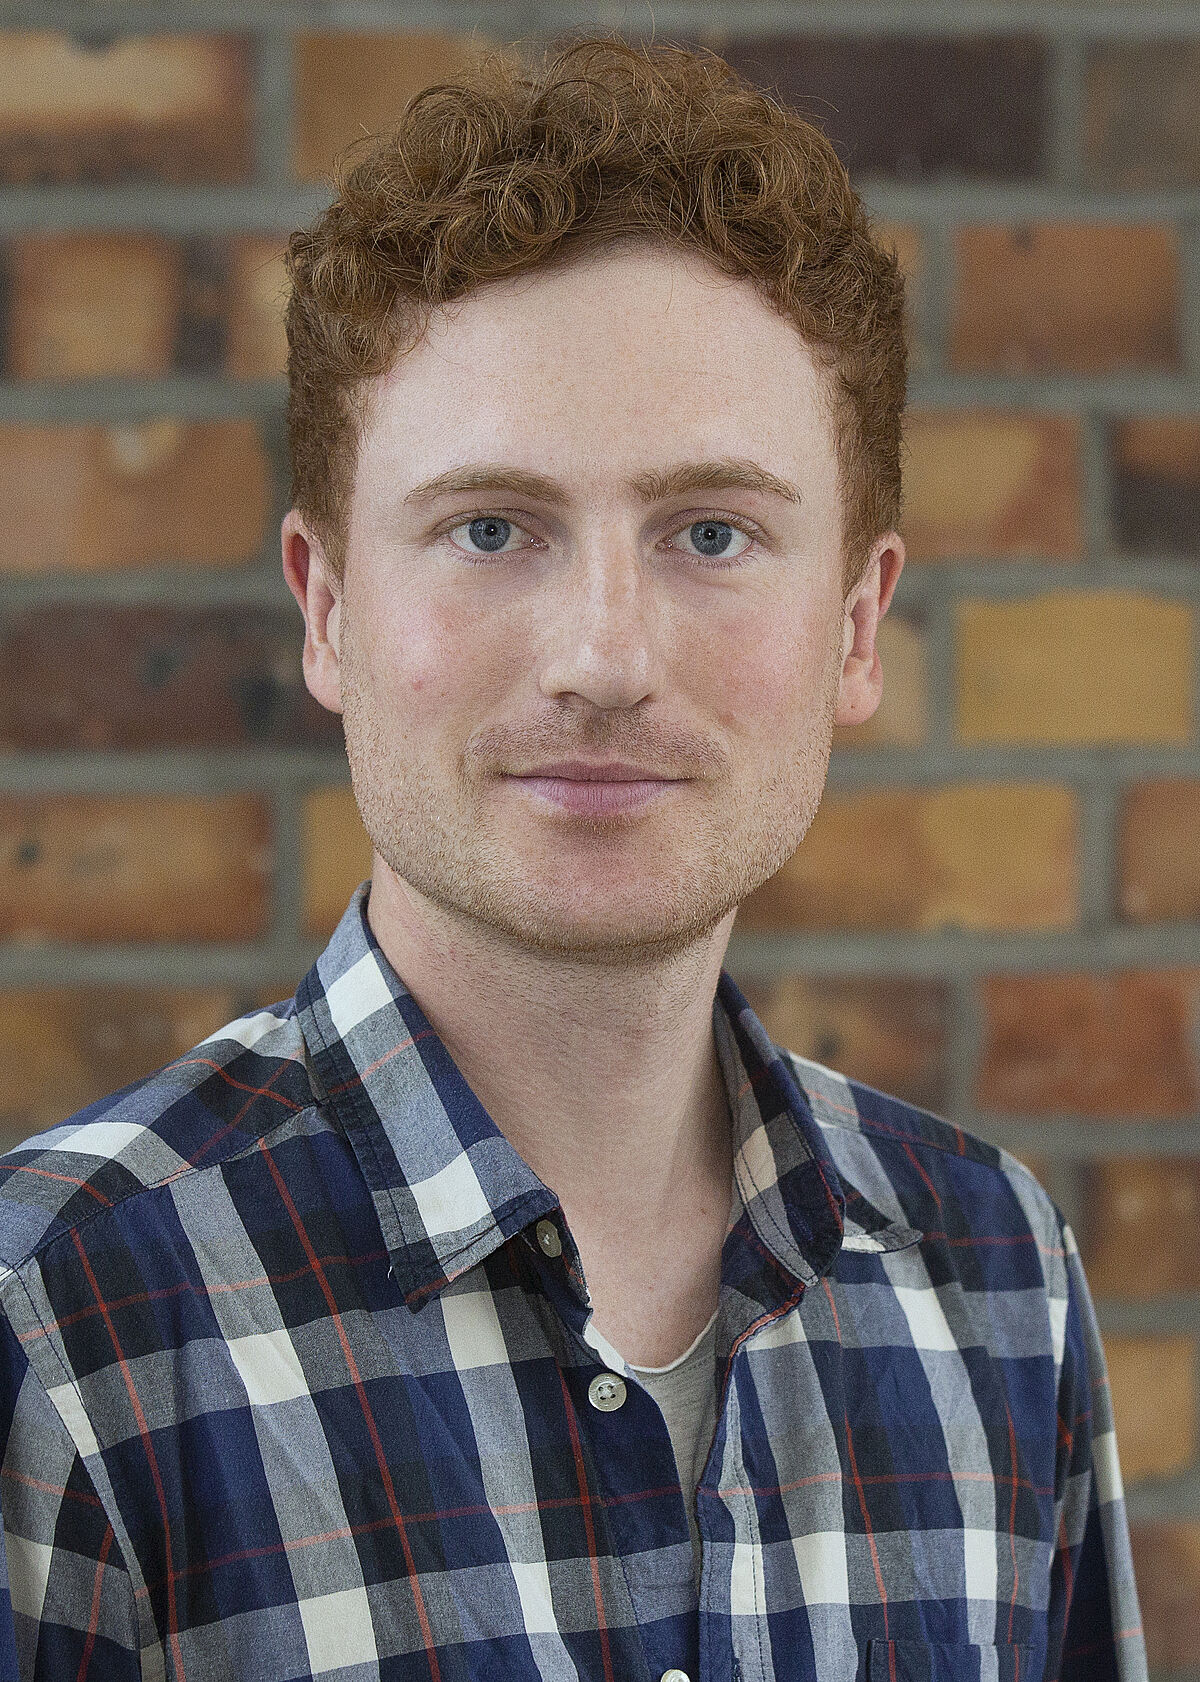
[{"x1": 0, "y1": 1098, "x2": 327, "y2": 1279}]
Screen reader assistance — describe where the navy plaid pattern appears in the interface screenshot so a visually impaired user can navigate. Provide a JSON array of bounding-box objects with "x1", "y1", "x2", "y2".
[{"x1": 0, "y1": 881, "x2": 1146, "y2": 1681}]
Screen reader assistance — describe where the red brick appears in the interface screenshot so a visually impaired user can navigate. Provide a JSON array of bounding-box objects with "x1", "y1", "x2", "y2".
[
  {"x1": 0, "y1": 32, "x2": 251, "y2": 184},
  {"x1": 6, "y1": 234, "x2": 182, "y2": 379},
  {"x1": 1130, "y1": 1521, "x2": 1200, "y2": 1671},
  {"x1": 302, "y1": 786, "x2": 373, "y2": 938},
  {"x1": 228, "y1": 236, "x2": 289, "y2": 379},
  {"x1": 956, "y1": 590, "x2": 1194, "y2": 746},
  {"x1": 737, "y1": 784, "x2": 1077, "y2": 934},
  {"x1": 716, "y1": 35, "x2": 1047, "y2": 183},
  {"x1": 1121, "y1": 780, "x2": 1200, "y2": 924},
  {"x1": 978, "y1": 971, "x2": 1200, "y2": 1118},
  {"x1": 1080, "y1": 1158, "x2": 1200, "y2": 1300},
  {"x1": 1105, "y1": 1333, "x2": 1196, "y2": 1484},
  {"x1": 293, "y1": 32, "x2": 494, "y2": 182},
  {"x1": 736, "y1": 975, "x2": 948, "y2": 1111},
  {"x1": 0, "y1": 420, "x2": 270, "y2": 572},
  {"x1": 1085, "y1": 42, "x2": 1200, "y2": 188},
  {"x1": 950, "y1": 223, "x2": 1180, "y2": 373},
  {"x1": 0, "y1": 795, "x2": 272, "y2": 942},
  {"x1": 902, "y1": 411, "x2": 1082, "y2": 560},
  {"x1": 0, "y1": 986, "x2": 237, "y2": 1145},
  {"x1": 0, "y1": 607, "x2": 339, "y2": 751},
  {"x1": 1111, "y1": 415, "x2": 1200, "y2": 557}
]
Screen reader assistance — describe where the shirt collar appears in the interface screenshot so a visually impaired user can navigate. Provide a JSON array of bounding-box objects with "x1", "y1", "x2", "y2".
[{"x1": 297, "y1": 881, "x2": 911, "y2": 1309}]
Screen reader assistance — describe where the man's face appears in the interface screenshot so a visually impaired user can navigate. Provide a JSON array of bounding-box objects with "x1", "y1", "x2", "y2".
[{"x1": 293, "y1": 241, "x2": 893, "y2": 967}]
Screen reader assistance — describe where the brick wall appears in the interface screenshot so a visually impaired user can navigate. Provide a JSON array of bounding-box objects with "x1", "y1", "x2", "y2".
[{"x1": 0, "y1": 4, "x2": 1197, "y2": 1667}]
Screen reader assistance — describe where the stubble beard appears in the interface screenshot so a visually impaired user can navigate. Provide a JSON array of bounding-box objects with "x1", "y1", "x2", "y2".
[{"x1": 337, "y1": 601, "x2": 841, "y2": 968}]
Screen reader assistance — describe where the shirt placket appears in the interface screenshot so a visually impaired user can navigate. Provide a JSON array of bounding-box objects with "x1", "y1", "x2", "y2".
[{"x1": 521, "y1": 1206, "x2": 812, "y2": 1682}]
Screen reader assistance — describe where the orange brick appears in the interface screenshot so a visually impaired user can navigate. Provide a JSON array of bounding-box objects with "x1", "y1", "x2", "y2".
[
  {"x1": 302, "y1": 785, "x2": 373, "y2": 938},
  {"x1": 1105, "y1": 1332, "x2": 1196, "y2": 1484},
  {"x1": 1081, "y1": 1159, "x2": 1200, "y2": 1299},
  {"x1": 0, "y1": 795, "x2": 272, "y2": 942},
  {"x1": 0, "y1": 419, "x2": 270, "y2": 572},
  {"x1": 1111, "y1": 415, "x2": 1200, "y2": 556},
  {"x1": 228, "y1": 235, "x2": 289, "y2": 379},
  {"x1": 1130, "y1": 1521, "x2": 1200, "y2": 1671},
  {"x1": 7, "y1": 233, "x2": 182, "y2": 379},
  {"x1": 737, "y1": 974, "x2": 947, "y2": 1111},
  {"x1": 831, "y1": 613, "x2": 927, "y2": 749},
  {"x1": 0, "y1": 986, "x2": 236, "y2": 1144},
  {"x1": 737, "y1": 784, "x2": 1077, "y2": 934},
  {"x1": 956, "y1": 590, "x2": 1193, "y2": 745},
  {"x1": 1121, "y1": 780, "x2": 1200, "y2": 923},
  {"x1": 978, "y1": 971, "x2": 1200, "y2": 1118},
  {"x1": 293, "y1": 32, "x2": 495, "y2": 182},
  {"x1": 902, "y1": 411, "x2": 1082, "y2": 560},
  {"x1": 951, "y1": 223, "x2": 1180, "y2": 373},
  {"x1": 0, "y1": 32, "x2": 250, "y2": 184}
]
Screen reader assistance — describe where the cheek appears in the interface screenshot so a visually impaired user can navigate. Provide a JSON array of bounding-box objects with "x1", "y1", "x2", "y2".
[
  {"x1": 704, "y1": 600, "x2": 838, "y2": 736},
  {"x1": 364, "y1": 595, "x2": 484, "y2": 712}
]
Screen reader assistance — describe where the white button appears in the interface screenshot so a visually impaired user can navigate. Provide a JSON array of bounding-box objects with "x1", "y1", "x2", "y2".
[
  {"x1": 660, "y1": 1671, "x2": 691, "y2": 1682},
  {"x1": 587, "y1": 1372, "x2": 627, "y2": 1411},
  {"x1": 535, "y1": 1219, "x2": 562, "y2": 1258}
]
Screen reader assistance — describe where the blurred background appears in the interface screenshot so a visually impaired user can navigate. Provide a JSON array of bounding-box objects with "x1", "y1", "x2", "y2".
[{"x1": 0, "y1": 0, "x2": 1197, "y2": 1666}]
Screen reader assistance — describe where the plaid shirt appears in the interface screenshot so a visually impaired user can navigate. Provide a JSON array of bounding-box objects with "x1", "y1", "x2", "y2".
[{"x1": 0, "y1": 881, "x2": 1146, "y2": 1682}]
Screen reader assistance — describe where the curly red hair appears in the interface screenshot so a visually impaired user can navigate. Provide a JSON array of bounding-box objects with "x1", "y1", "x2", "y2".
[{"x1": 284, "y1": 33, "x2": 908, "y2": 591}]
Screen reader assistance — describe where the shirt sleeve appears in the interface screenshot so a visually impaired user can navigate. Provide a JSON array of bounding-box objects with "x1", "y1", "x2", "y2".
[
  {"x1": 1045, "y1": 1218, "x2": 1149, "y2": 1682},
  {"x1": 0, "y1": 1301, "x2": 142, "y2": 1680}
]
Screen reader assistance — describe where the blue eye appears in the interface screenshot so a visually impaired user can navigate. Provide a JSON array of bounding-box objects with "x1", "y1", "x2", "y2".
[
  {"x1": 463, "y1": 515, "x2": 513, "y2": 553},
  {"x1": 447, "y1": 511, "x2": 757, "y2": 566},
  {"x1": 678, "y1": 519, "x2": 749, "y2": 561}
]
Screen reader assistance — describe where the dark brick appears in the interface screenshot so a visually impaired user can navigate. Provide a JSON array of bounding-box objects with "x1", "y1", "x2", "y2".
[
  {"x1": 0, "y1": 607, "x2": 342, "y2": 750},
  {"x1": 1085, "y1": 42, "x2": 1200, "y2": 188},
  {"x1": 736, "y1": 975, "x2": 949, "y2": 1111},
  {"x1": 1111, "y1": 416, "x2": 1200, "y2": 558},
  {"x1": 175, "y1": 238, "x2": 230, "y2": 374},
  {"x1": 713, "y1": 34, "x2": 1047, "y2": 182}
]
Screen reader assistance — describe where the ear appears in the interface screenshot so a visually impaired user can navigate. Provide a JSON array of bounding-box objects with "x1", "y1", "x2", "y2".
[
  {"x1": 833, "y1": 531, "x2": 906, "y2": 728},
  {"x1": 282, "y1": 509, "x2": 344, "y2": 715}
]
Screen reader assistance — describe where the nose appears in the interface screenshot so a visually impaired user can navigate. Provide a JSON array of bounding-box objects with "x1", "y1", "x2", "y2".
[{"x1": 534, "y1": 543, "x2": 665, "y2": 712}]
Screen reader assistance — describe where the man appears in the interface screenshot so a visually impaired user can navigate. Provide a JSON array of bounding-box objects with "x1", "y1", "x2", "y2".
[{"x1": 0, "y1": 34, "x2": 1145, "y2": 1682}]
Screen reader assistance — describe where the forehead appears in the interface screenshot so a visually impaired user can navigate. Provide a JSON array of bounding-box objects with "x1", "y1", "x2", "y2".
[{"x1": 353, "y1": 242, "x2": 838, "y2": 496}]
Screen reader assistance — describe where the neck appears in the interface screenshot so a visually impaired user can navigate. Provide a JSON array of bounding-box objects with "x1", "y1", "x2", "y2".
[{"x1": 364, "y1": 860, "x2": 738, "y2": 1227}]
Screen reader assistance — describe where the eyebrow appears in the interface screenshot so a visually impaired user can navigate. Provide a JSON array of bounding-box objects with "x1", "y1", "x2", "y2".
[{"x1": 400, "y1": 458, "x2": 803, "y2": 510}]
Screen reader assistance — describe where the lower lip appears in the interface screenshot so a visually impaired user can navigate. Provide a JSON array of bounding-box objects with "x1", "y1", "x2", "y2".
[{"x1": 507, "y1": 776, "x2": 683, "y2": 815}]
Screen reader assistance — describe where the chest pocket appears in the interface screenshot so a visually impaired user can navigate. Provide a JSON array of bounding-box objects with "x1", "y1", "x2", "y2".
[{"x1": 866, "y1": 1639, "x2": 1034, "y2": 1682}]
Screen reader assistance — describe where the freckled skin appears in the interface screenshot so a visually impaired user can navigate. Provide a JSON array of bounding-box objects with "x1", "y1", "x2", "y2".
[{"x1": 282, "y1": 240, "x2": 904, "y2": 1364}]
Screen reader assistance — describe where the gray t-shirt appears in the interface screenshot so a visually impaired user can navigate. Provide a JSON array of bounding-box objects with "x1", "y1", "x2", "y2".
[{"x1": 628, "y1": 1305, "x2": 721, "y2": 1586}]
